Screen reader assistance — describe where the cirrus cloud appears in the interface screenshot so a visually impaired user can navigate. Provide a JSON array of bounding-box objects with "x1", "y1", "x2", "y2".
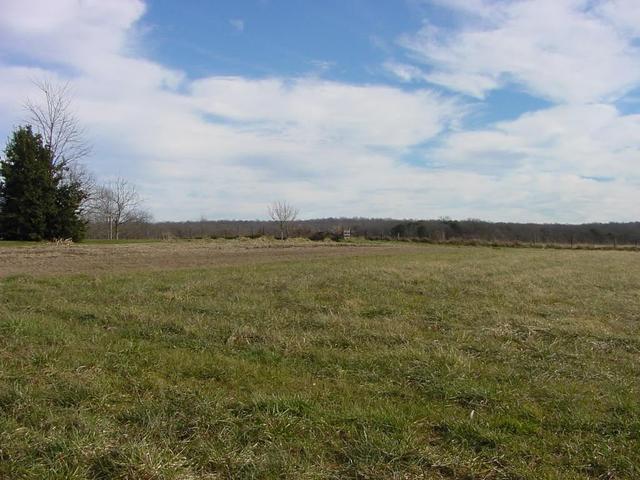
[{"x1": 397, "y1": 0, "x2": 640, "y2": 103}]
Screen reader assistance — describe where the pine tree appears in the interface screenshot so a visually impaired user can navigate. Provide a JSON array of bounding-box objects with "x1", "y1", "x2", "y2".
[
  {"x1": 48, "y1": 181, "x2": 87, "y2": 241},
  {"x1": 0, "y1": 126, "x2": 86, "y2": 241},
  {"x1": 0, "y1": 126, "x2": 54, "y2": 240}
]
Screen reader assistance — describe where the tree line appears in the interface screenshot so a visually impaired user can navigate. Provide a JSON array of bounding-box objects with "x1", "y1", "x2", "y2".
[
  {"x1": 116, "y1": 216, "x2": 640, "y2": 246},
  {"x1": 386, "y1": 218, "x2": 640, "y2": 246}
]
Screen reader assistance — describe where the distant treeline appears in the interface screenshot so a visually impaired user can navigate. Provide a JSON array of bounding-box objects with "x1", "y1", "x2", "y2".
[{"x1": 88, "y1": 217, "x2": 640, "y2": 246}]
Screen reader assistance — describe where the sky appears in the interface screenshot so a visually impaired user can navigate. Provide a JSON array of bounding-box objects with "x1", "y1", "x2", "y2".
[{"x1": 1, "y1": 0, "x2": 640, "y2": 223}]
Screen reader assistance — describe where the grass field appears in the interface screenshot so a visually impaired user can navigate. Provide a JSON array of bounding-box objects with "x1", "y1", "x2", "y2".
[{"x1": 1, "y1": 241, "x2": 639, "y2": 479}]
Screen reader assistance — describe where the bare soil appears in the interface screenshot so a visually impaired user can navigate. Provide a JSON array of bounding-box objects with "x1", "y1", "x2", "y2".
[{"x1": 0, "y1": 239, "x2": 421, "y2": 278}]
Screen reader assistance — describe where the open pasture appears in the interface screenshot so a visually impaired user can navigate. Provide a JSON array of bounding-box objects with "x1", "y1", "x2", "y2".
[{"x1": 0, "y1": 240, "x2": 639, "y2": 479}]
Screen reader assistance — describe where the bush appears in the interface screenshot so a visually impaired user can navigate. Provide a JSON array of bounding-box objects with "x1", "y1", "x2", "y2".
[{"x1": 308, "y1": 231, "x2": 330, "y2": 241}]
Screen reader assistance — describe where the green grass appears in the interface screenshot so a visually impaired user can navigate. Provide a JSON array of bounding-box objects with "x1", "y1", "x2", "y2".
[
  {"x1": 0, "y1": 240, "x2": 38, "y2": 248},
  {"x1": 1, "y1": 245, "x2": 639, "y2": 479}
]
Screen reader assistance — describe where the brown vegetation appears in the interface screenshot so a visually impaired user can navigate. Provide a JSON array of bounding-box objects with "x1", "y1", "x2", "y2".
[{"x1": 0, "y1": 238, "x2": 419, "y2": 278}]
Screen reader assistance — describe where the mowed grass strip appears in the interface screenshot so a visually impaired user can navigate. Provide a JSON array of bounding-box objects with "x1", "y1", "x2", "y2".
[{"x1": 0, "y1": 245, "x2": 639, "y2": 479}]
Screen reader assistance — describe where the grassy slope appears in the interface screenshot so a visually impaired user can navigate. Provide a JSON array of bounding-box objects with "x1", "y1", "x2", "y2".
[{"x1": 0, "y1": 245, "x2": 639, "y2": 479}]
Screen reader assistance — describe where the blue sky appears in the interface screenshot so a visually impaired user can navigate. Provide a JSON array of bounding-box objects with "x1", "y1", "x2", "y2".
[
  {"x1": 1, "y1": 0, "x2": 640, "y2": 222},
  {"x1": 143, "y1": 1, "x2": 423, "y2": 82}
]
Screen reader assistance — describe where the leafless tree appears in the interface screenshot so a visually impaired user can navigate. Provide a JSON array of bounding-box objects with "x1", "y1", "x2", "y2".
[
  {"x1": 89, "y1": 178, "x2": 150, "y2": 240},
  {"x1": 268, "y1": 200, "x2": 299, "y2": 240},
  {"x1": 69, "y1": 163, "x2": 97, "y2": 209},
  {"x1": 24, "y1": 79, "x2": 92, "y2": 175}
]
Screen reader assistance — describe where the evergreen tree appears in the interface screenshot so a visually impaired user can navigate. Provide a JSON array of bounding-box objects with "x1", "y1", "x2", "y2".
[
  {"x1": 0, "y1": 126, "x2": 55, "y2": 240},
  {"x1": 0, "y1": 126, "x2": 86, "y2": 241},
  {"x1": 48, "y1": 181, "x2": 87, "y2": 241}
]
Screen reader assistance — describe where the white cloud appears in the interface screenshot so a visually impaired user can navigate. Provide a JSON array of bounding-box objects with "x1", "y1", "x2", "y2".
[
  {"x1": 0, "y1": 0, "x2": 145, "y2": 69},
  {"x1": 383, "y1": 61, "x2": 426, "y2": 83},
  {"x1": 398, "y1": 0, "x2": 640, "y2": 103},
  {"x1": 432, "y1": 103, "x2": 640, "y2": 179},
  {"x1": 229, "y1": 18, "x2": 244, "y2": 33},
  {"x1": 189, "y1": 77, "x2": 460, "y2": 148},
  {"x1": 595, "y1": 0, "x2": 640, "y2": 36}
]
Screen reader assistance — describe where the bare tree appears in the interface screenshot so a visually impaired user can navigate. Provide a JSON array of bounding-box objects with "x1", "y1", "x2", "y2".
[
  {"x1": 24, "y1": 79, "x2": 91, "y2": 175},
  {"x1": 268, "y1": 200, "x2": 299, "y2": 240},
  {"x1": 89, "y1": 178, "x2": 150, "y2": 240}
]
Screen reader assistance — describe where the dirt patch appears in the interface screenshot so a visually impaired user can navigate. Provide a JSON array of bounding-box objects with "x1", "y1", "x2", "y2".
[{"x1": 0, "y1": 239, "x2": 424, "y2": 278}]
